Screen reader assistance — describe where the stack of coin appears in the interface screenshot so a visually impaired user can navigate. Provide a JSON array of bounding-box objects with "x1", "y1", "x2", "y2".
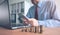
[
  {"x1": 40, "y1": 25, "x2": 43, "y2": 33},
  {"x1": 21, "y1": 25, "x2": 43, "y2": 34}
]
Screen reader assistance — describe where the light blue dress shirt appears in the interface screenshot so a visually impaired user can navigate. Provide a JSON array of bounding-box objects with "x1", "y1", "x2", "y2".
[{"x1": 26, "y1": 0, "x2": 60, "y2": 27}]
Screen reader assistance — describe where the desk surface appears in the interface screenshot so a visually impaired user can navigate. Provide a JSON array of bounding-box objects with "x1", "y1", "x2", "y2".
[{"x1": 0, "y1": 27, "x2": 60, "y2": 35}]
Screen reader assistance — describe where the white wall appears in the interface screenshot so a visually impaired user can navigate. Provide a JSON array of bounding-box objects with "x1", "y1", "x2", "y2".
[
  {"x1": 55, "y1": 0, "x2": 60, "y2": 19},
  {"x1": 55, "y1": 0, "x2": 60, "y2": 9}
]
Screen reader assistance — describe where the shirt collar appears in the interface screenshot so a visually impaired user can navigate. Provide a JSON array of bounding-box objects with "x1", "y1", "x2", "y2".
[
  {"x1": 38, "y1": 0, "x2": 46, "y2": 7},
  {"x1": 37, "y1": 0, "x2": 54, "y2": 7}
]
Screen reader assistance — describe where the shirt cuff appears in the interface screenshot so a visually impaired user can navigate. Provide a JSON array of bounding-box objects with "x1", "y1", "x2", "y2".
[{"x1": 38, "y1": 20, "x2": 47, "y2": 27}]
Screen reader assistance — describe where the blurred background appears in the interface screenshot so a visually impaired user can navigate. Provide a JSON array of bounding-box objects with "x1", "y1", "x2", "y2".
[{"x1": 0, "y1": 0, "x2": 60, "y2": 29}]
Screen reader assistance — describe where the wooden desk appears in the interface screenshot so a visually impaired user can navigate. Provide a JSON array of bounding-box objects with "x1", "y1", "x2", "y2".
[{"x1": 0, "y1": 27, "x2": 60, "y2": 35}]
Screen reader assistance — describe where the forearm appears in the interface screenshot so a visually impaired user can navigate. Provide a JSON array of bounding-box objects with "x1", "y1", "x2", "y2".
[{"x1": 38, "y1": 19, "x2": 60, "y2": 27}]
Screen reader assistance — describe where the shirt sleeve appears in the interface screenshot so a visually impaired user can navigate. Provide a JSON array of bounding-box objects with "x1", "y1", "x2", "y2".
[
  {"x1": 38, "y1": 10, "x2": 60, "y2": 27},
  {"x1": 26, "y1": 6, "x2": 33, "y2": 18},
  {"x1": 38, "y1": 1, "x2": 60, "y2": 27},
  {"x1": 26, "y1": 9, "x2": 31, "y2": 18}
]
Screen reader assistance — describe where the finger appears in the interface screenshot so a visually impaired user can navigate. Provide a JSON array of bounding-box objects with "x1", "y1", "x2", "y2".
[{"x1": 28, "y1": 20, "x2": 34, "y2": 26}]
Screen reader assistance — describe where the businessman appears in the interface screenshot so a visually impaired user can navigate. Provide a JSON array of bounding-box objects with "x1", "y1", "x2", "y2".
[{"x1": 24, "y1": 0, "x2": 60, "y2": 27}]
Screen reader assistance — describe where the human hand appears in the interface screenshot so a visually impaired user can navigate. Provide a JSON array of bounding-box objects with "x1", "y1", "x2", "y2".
[{"x1": 23, "y1": 18, "x2": 39, "y2": 26}]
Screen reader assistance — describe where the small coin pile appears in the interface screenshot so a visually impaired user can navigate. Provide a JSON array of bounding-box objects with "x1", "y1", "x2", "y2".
[{"x1": 20, "y1": 25, "x2": 43, "y2": 34}]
